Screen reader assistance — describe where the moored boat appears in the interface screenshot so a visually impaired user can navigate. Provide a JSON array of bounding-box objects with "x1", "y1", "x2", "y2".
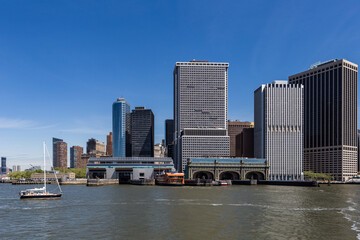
[
  {"x1": 155, "y1": 172, "x2": 184, "y2": 186},
  {"x1": 219, "y1": 181, "x2": 228, "y2": 186}
]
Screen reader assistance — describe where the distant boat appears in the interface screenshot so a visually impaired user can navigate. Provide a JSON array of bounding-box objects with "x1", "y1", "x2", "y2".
[
  {"x1": 155, "y1": 172, "x2": 184, "y2": 186},
  {"x1": 347, "y1": 175, "x2": 360, "y2": 183},
  {"x1": 19, "y1": 142, "x2": 62, "y2": 199},
  {"x1": 219, "y1": 181, "x2": 228, "y2": 186}
]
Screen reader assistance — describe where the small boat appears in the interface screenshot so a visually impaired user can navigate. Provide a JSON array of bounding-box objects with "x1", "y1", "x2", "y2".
[
  {"x1": 347, "y1": 175, "x2": 360, "y2": 183},
  {"x1": 19, "y1": 142, "x2": 62, "y2": 199},
  {"x1": 219, "y1": 181, "x2": 228, "y2": 186},
  {"x1": 155, "y1": 172, "x2": 184, "y2": 186}
]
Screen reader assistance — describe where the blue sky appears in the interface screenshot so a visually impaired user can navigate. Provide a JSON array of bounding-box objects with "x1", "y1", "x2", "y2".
[{"x1": 1, "y1": 0, "x2": 360, "y2": 169}]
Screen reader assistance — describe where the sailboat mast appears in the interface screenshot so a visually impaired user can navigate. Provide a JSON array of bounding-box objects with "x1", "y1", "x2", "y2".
[{"x1": 43, "y1": 141, "x2": 46, "y2": 192}]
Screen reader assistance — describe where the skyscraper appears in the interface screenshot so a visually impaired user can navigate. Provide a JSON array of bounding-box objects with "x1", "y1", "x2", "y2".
[
  {"x1": 52, "y1": 138, "x2": 63, "y2": 168},
  {"x1": 254, "y1": 81, "x2": 304, "y2": 180},
  {"x1": 165, "y1": 119, "x2": 174, "y2": 159},
  {"x1": 131, "y1": 107, "x2": 154, "y2": 157},
  {"x1": 174, "y1": 60, "x2": 230, "y2": 172},
  {"x1": 165, "y1": 119, "x2": 174, "y2": 147},
  {"x1": 54, "y1": 141, "x2": 67, "y2": 170},
  {"x1": 106, "y1": 132, "x2": 113, "y2": 156},
  {"x1": 70, "y1": 146, "x2": 83, "y2": 168},
  {"x1": 112, "y1": 98, "x2": 130, "y2": 157},
  {"x1": 289, "y1": 59, "x2": 358, "y2": 181},
  {"x1": 1, "y1": 157, "x2": 6, "y2": 174}
]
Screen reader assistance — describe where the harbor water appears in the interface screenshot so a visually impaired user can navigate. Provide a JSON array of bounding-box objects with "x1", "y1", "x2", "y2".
[{"x1": 1, "y1": 184, "x2": 360, "y2": 239}]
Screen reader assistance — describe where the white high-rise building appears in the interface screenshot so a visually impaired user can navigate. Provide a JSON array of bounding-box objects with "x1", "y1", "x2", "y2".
[
  {"x1": 174, "y1": 60, "x2": 230, "y2": 172},
  {"x1": 254, "y1": 81, "x2": 304, "y2": 180}
]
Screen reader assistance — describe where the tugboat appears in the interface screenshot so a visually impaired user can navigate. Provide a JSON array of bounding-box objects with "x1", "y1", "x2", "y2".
[
  {"x1": 155, "y1": 172, "x2": 184, "y2": 186},
  {"x1": 19, "y1": 142, "x2": 62, "y2": 199}
]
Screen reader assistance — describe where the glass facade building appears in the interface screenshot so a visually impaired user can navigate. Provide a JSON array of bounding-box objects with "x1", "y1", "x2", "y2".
[
  {"x1": 112, "y1": 98, "x2": 130, "y2": 157},
  {"x1": 1, "y1": 157, "x2": 6, "y2": 174}
]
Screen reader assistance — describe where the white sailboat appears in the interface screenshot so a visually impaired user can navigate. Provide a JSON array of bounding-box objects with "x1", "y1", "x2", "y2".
[{"x1": 19, "y1": 142, "x2": 62, "y2": 199}]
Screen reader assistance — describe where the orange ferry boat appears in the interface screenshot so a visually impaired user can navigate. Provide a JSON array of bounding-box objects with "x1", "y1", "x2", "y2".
[{"x1": 155, "y1": 173, "x2": 184, "y2": 186}]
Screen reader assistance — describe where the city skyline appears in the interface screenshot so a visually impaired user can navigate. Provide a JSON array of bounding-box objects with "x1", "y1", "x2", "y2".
[{"x1": 1, "y1": 1, "x2": 360, "y2": 168}]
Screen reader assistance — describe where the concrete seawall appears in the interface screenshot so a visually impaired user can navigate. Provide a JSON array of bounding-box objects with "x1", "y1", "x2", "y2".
[
  {"x1": 60, "y1": 179, "x2": 87, "y2": 185},
  {"x1": 232, "y1": 180, "x2": 319, "y2": 187},
  {"x1": 86, "y1": 179, "x2": 118, "y2": 186}
]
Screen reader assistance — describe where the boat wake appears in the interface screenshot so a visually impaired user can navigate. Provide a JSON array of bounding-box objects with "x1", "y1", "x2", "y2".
[{"x1": 340, "y1": 198, "x2": 360, "y2": 240}]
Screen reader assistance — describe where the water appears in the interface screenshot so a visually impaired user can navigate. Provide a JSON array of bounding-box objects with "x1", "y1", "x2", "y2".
[{"x1": 1, "y1": 184, "x2": 360, "y2": 240}]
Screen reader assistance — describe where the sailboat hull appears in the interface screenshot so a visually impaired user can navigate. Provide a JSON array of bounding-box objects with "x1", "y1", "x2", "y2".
[{"x1": 20, "y1": 193, "x2": 62, "y2": 199}]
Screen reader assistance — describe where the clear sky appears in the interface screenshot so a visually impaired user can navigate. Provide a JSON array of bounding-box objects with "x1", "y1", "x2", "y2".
[{"x1": 1, "y1": 0, "x2": 360, "y2": 169}]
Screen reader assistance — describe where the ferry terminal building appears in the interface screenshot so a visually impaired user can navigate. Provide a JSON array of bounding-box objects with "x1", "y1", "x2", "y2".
[
  {"x1": 185, "y1": 158, "x2": 269, "y2": 181},
  {"x1": 86, "y1": 157, "x2": 175, "y2": 183},
  {"x1": 87, "y1": 157, "x2": 269, "y2": 182}
]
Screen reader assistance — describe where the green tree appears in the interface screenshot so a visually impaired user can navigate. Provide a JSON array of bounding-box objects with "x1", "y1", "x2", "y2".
[
  {"x1": 8, "y1": 169, "x2": 44, "y2": 180},
  {"x1": 53, "y1": 167, "x2": 86, "y2": 178},
  {"x1": 304, "y1": 171, "x2": 332, "y2": 181}
]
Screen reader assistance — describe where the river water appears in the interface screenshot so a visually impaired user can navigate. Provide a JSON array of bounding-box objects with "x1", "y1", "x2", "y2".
[{"x1": 0, "y1": 184, "x2": 360, "y2": 240}]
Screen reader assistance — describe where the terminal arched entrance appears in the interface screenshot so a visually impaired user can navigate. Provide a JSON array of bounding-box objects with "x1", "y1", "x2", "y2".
[
  {"x1": 245, "y1": 171, "x2": 265, "y2": 180},
  {"x1": 219, "y1": 171, "x2": 240, "y2": 180},
  {"x1": 193, "y1": 171, "x2": 214, "y2": 180}
]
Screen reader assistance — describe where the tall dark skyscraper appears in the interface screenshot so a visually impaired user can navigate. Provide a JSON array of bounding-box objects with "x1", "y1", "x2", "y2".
[
  {"x1": 131, "y1": 107, "x2": 154, "y2": 157},
  {"x1": 289, "y1": 59, "x2": 358, "y2": 181},
  {"x1": 165, "y1": 119, "x2": 174, "y2": 159},
  {"x1": 1, "y1": 157, "x2": 6, "y2": 174},
  {"x1": 165, "y1": 119, "x2": 174, "y2": 147}
]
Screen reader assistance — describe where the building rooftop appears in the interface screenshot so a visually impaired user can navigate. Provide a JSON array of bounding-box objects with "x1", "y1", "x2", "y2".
[
  {"x1": 88, "y1": 157, "x2": 173, "y2": 164},
  {"x1": 289, "y1": 59, "x2": 358, "y2": 78},
  {"x1": 175, "y1": 61, "x2": 229, "y2": 67},
  {"x1": 190, "y1": 59, "x2": 209, "y2": 62},
  {"x1": 272, "y1": 80, "x2": 288, "y2": 84},
  {"x1": 188, "y1": 158, "x2": 267, "y2": 164}
]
